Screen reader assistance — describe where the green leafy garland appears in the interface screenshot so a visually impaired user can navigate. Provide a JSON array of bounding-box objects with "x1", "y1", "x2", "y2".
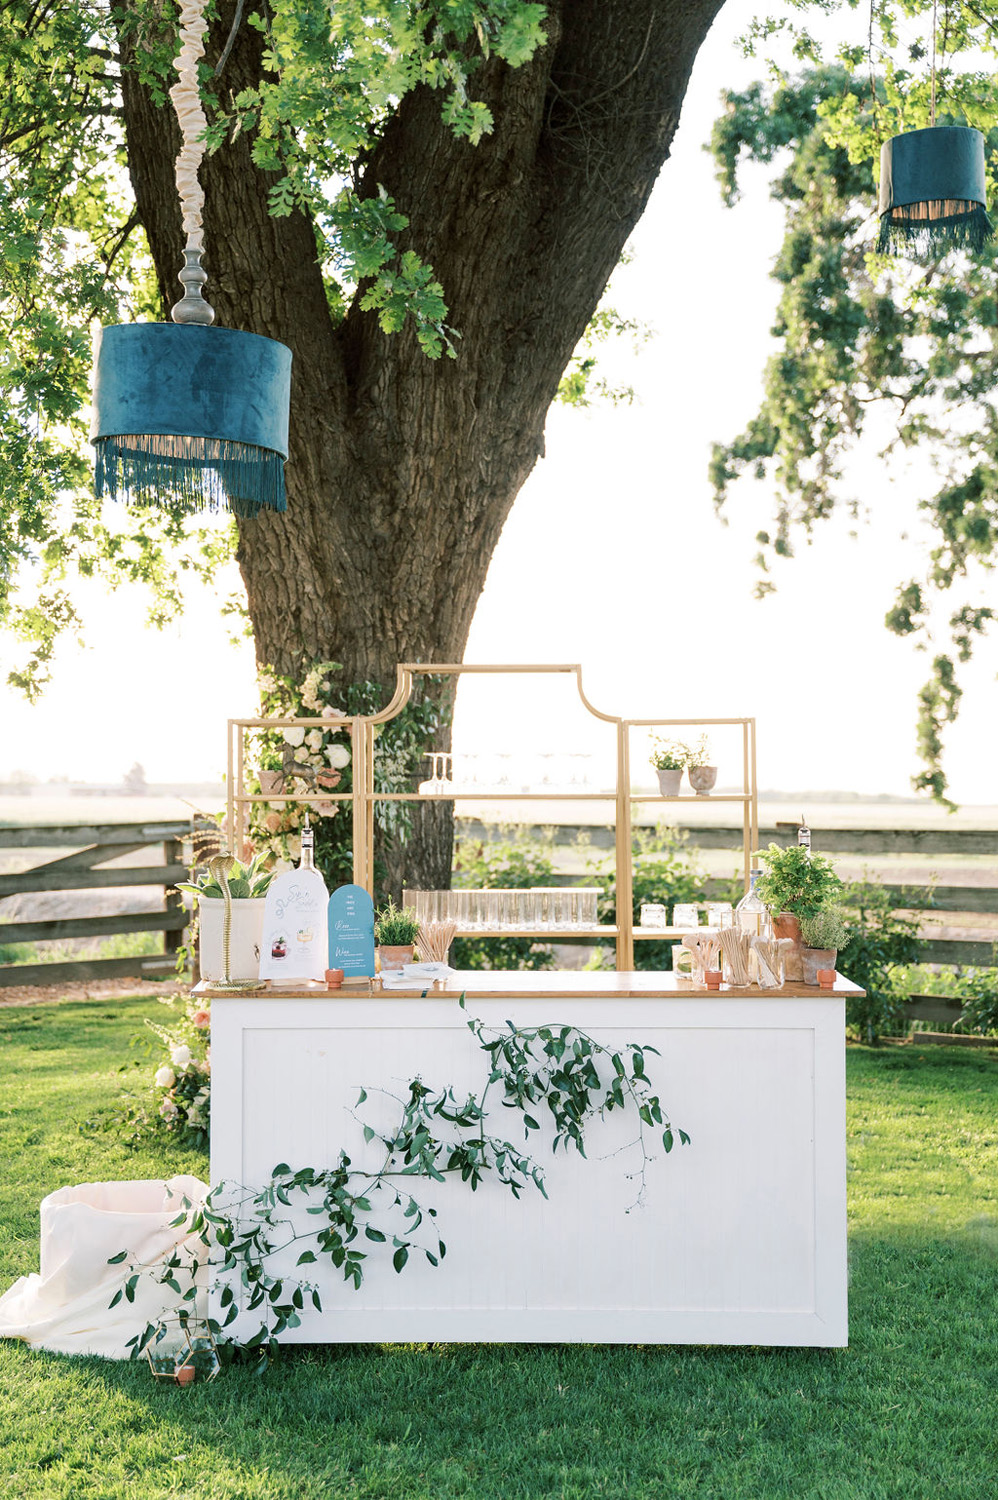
[{"x1": 113, "y1": 1000, "x2": 689, "y2": 1364}]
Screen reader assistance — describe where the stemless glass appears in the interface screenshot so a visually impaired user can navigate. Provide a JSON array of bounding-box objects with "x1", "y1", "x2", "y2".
[
  {"x1": 640, "y1": 903, "x2": 667, "y2": 929},
  {"x1": 672, "y1": 904, "x2": 699, "y2": 931},
  {"x1": 707, "y1": 902, "x2": 734, "y2": 930},
  {"x1": 552, "y1": 889, "x2": 573, "y2": 930},
  {"x1": 482, "y1": 889, "x2": 500, "y2": 931}
]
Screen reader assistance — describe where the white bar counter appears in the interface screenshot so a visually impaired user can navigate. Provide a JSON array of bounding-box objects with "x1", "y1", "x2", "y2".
[{"x1": 207, "y1": 971, "x2": 856, "y2": 1347}]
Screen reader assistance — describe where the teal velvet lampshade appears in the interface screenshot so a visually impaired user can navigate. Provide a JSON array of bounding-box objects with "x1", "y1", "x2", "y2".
[
  {"x1": 91, "y1": 323, "x2": 292, "y2": 517},
  {"x1": 877, "y1": 125, "x2": 993, "y2": 257}
]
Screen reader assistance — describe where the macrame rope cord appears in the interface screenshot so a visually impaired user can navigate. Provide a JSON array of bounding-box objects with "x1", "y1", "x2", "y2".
[{"x1": 170, "y1": 0, "x2": 210, "y2": 256}]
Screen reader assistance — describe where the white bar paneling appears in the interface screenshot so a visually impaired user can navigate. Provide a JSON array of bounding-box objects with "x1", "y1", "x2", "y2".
[{"x1": 210, "y1": 991, "x2": 847, "y2": 1346}]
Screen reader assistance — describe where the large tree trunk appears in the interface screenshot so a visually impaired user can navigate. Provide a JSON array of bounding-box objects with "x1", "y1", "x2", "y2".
[{"x1": 117, "y1": 0, "x2": 725, "y2": 889}]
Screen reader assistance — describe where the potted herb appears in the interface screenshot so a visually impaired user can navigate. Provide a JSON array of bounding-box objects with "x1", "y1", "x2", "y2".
[
  {"x1": 375, "y1": 897, "x2": 421, "y2": 972},
  {"x1": 176, "y1": 853, "x2": 275, "y2": 983},
  {"x1": 649, "y1": 738, "x2": 686, "y2": 797},
  {"x1": 799, "y1": 908, "x2": 850, "y2": 987},
  {"x1": 686, "y1": 735, "x2": 717, "y2": 796},
  {"x1": 754, "y1": 844, "x2": 842, "y2": 945}
]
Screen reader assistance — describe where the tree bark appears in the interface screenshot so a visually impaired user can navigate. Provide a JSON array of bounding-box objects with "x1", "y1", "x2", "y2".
[{"x1": 116, "y1": 0, "x2": 725, "y2": 889}]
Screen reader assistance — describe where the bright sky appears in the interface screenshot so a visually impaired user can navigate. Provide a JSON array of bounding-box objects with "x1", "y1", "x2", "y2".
[{"x1": 1, "y1": 0, "x2": 995, "y2": 801}]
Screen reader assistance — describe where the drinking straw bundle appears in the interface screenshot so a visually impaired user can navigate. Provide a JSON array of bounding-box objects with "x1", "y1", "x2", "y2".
[
  {"x1": 718, "y1": 927, "x2": 752, "y2": 986},
  {"x1": 751, "y1": 936, "x2": 784, "y2": 988},
  {"x1": 681, "y1": 929, "x2": 721, "y2": 980},
  {"x1": 417, "y1": 919, "x2": 458, "y2": 964}
]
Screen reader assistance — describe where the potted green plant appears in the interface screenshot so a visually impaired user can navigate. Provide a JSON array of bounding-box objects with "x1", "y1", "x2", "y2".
[
  {"x1": 375, "y1": 897, "x2": 421, "y2": 972},
  {"x1": 649, "y1": 738, "x2": 686, "y2": 797},
  {"x1": 176, "y1": 853, "x2": 275, "y2": 983},
  {"x1": 686, "y1": 735, "x2": 717, "y2": 796},
  {"x1": 753, "y1": 844, "x2": 842, "y2": 945},
  {"x1": 799, "y1": 908, "x2": 850, "y2": 986}
]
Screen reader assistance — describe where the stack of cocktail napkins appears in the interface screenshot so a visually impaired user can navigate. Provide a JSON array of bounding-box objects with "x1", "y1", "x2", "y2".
[{"x1": 378, "y1": 962, "x2": 456, "y2": 989}]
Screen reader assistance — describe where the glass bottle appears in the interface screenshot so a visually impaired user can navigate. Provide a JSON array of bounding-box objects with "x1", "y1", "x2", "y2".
[
  {"x1": 735, "y1": 870, "x2": 772, "y2": 939},
  {"x1": 797, "y1": 815, "x2": 811, "y2": 853},
  {"x1": 300, "y1": 815, "x2": 316, "y2": 870}
]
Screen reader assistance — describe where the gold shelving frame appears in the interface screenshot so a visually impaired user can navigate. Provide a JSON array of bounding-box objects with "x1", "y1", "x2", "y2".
[{"x1": 226, "y1": 663, "x2": 758, "y2": 972}]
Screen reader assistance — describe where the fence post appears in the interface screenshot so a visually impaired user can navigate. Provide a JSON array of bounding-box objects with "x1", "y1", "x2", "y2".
[{"x1": 163, "y1": 837, "x2": 186, "y2": 971}]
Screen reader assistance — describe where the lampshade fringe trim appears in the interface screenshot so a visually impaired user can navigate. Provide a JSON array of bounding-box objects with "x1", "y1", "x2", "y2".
[
  {"x1": 94, "y1": 434, "x2": 286, "y2": 518},
  {"x1": 877, "y1": 202, "x2": 995, "y2": 257}
]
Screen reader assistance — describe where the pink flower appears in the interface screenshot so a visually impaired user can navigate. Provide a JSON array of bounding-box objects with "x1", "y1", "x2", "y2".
[{"x1": 192, "y1": 1010, "x2": 210, "y2": 1028}]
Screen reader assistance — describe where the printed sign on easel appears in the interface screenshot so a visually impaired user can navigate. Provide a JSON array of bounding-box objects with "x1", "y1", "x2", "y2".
[{"x1": 327, "y1": 884, "x2": 376, "y2": 978}]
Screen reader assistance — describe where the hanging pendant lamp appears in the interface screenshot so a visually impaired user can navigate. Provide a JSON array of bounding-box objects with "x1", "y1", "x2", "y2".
[
  {"x1": 877, "y1": 123, "x2": 994, "y2": 257},
  {"x1": 91, "y1": 0, "x2": 291, "y2": 517}
]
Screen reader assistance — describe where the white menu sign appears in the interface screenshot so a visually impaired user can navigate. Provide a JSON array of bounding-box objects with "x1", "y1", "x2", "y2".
[{"x1": 258, "y1": 866, "x2": 329, "y2": 984}]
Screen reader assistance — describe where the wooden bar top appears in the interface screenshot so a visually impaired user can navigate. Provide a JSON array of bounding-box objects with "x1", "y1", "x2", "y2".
[{"x1": 195, "y1": 969, "x2": 863, "y2": 1001}]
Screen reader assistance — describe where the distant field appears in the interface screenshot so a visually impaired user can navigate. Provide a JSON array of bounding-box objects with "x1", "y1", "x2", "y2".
[{"x1": 3, "y1": 791, "x2": 998, "y2": 832}]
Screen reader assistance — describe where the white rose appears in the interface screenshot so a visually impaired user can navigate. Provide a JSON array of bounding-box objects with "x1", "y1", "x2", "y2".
[
  {"x1": 155, "y1": 1065, "x2": 176, "y2": 1090},
  {"x1": 257, "y1": 672, "x2": 277, "y2": 695},
  {"x1": 327, "y1": 744, "x2": 351, "y2": 769},
  {"x1": 159, "y1": 1097, "x2": 179, "y2": 1120},
  {"x1": 170, "y1": 1044, "x2": 192, "y2": 1069},
  {"x1": 305, "y1": 728, "x2": 324, "y2": 750},
  {"x1": 286, "y1": 836, "x2": 301, "y2": 859},
  {"x1": 322, "y1": 705, "x2": 346, "y2": 720},
  {"x1": 283, "y1": 726, "x2": 305, "y2": 747}
]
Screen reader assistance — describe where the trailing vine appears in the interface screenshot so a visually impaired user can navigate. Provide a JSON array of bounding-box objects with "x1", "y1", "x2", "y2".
[{"x1": 112, "y1": 1000, "x2": 689, "y2": 1364}]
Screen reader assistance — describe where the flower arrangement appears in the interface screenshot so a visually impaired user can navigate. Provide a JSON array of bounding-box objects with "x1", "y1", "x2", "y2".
[
  {"x1": 249, "y1": 657, "x2": 451, "y2": 891},
  {"x1": 250, "y1": 660, "x2": 353, "y2": 867},
  {"x1": 649, "y1": 737, "x2": 686, "y2": 772},
  {"x1": 147, "y1": 996, "x2": 212, "y2": 1150}
]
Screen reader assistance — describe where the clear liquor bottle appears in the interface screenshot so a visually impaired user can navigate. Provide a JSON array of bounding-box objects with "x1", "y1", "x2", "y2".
[
  {"x1": 735, "y1": 869, "x2": 772, "y2": 939},
  {"x1": 300, "y1": 815, "x2": 316, "y2": 870}
]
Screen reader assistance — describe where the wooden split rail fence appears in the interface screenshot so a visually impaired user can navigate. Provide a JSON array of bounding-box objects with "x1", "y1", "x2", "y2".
[
  {"x1": 2, "y1": 815, "x2": 996, "y2": 1015},
  {"x1": 462, "y1": 817, "x2": 998, "y2": 1028},
  {"x1": 0, "y1": 821, "x2": 192, "y2": 988}
]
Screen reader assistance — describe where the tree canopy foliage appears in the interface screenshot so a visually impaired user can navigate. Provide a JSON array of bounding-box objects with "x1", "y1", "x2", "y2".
[{"x1": 709, "y1": 1, "x2": 998, "y2": 801}]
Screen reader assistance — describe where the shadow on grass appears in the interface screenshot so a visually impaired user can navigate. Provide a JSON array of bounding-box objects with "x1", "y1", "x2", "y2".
[{"x1": 1, "y1": 1229, "x2": 995, "y2": 1500}]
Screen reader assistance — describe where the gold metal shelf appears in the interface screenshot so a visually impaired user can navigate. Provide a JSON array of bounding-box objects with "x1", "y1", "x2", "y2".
[{"x1": 227, "y1": 665, "x2": 758, "y2": 972}]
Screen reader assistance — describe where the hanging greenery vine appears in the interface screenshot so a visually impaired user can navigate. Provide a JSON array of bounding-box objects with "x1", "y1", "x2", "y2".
[{"x1": 111, "y1": 1000, "x2": 689, "y2": 1364}]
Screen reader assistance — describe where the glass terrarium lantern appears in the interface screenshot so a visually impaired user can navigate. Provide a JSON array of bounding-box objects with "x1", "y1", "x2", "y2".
[{"x1": 146, "y1": 1317, "x2": 220, "y2": 1386}]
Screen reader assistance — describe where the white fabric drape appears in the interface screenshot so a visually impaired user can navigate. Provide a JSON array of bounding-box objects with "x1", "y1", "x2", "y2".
[{"x1": 0, "y1": 1176, "x2": 208, "y2": 1359}]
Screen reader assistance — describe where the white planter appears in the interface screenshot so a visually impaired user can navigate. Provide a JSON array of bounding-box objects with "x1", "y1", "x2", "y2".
[
  {"x1": 688, "y1": 764, "x2": 718, "y2": 796},
  {"x1": 655, "y1": 767, "x2": 682, "y2": 796},
  {"x1": 198, "y1": 898, "x2": 266, "y2": 982}
]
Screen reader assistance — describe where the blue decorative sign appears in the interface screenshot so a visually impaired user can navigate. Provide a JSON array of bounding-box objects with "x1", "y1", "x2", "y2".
[{"x1": 327, "y1": 884, "x2": 376, "y2": 978}]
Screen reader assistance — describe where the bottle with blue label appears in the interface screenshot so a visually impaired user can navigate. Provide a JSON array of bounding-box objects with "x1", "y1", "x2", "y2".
[{"x1": 258, "y1": 817, "x2": 329, "y2": 983}]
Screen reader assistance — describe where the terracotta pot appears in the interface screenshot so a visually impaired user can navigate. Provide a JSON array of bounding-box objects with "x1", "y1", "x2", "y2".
[
  {"x1": 802, "y1": 946, "x2": 837, "y2": 986},
  {"x1": 704, "y1": 969, "x2": 722, "y2": 990},
  {"x1": 378, "y1": 944, "x2": 414, "y2": 972},
  {"x1": 174, "y1": 1363, "x2": 196, "y2": 1387},
  {"x1": 655, "y1": 767, "x2": 682, "y2": 797},
  {"x1": 688, "y1": 764, "x2": 717, "y2": 796},
  {"x1": 325, "y1": 968, "x2": 345, "y2": 988},
  {"x1": 817, "y1": 969, "x2": 837, "y2": 989},
  {"x1": 258, "y1": 768, "x2": 283, "y2": 795},
  {"x1": 772, "y1": 912, "x2": 802, "y2": 944}
]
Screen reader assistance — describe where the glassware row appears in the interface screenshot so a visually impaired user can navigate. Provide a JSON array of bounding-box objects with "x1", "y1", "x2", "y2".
[{"x1": 403, "y1": 888, "x2": 601, "y2": 930}]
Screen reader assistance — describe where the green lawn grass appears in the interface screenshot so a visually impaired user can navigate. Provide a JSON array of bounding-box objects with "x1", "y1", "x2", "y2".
[{"x1": 0, "y1": 999, "x2": 996, "y2": 1500}]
